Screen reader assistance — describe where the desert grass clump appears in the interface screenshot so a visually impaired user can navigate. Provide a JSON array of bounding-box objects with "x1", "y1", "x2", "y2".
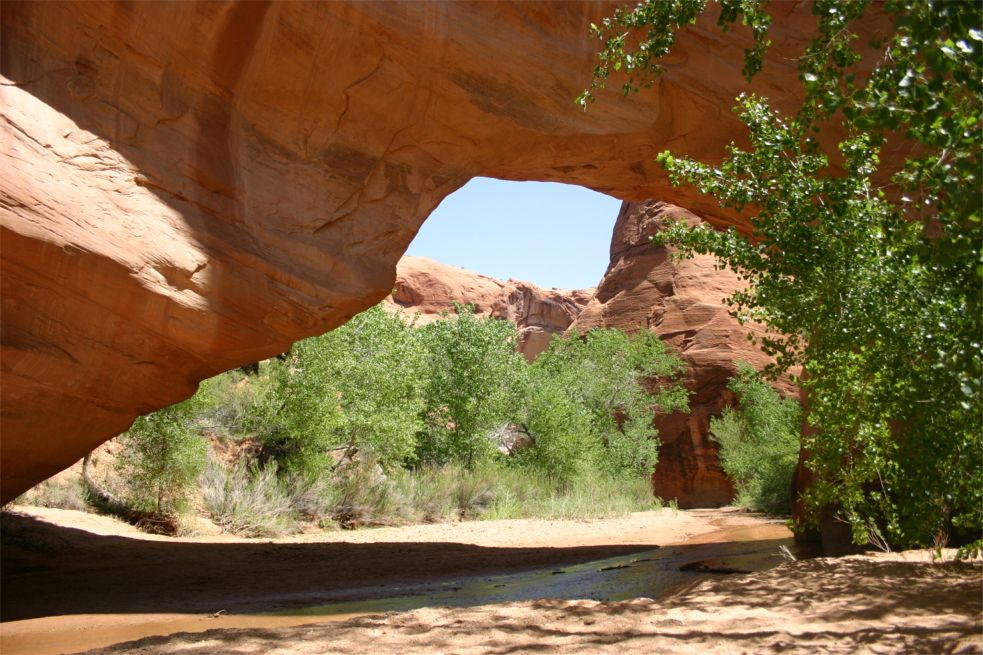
[
  {"x1": 18, "y1": 477, "x2": 91, "y2": 512},
  {"x1": 390, "y1": 467, "x2": 457, "y2": 523},
  {"x1": 452, "y1": 465, "x2": 497, "y2": 519},
  {"x1": 200, "y1": 459, "x2": 298, "y2": 537},
  {"x1": 331, "y1": 457, "x2": 407, "y2": 528},
  {"x1": 480, "y1": 466, "x2": 656, "y2": 521}
]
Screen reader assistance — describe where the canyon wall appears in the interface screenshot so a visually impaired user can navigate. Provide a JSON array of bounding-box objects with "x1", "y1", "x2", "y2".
[
  {"x1": 0, "y1": 2, "x2": 891, "y2": 501},
  {"x1": 571, "y1": 201, "x2": 796, "y2": 507},
  {"x1": 386, "y1": 256, "x2": 592, "y2": 361}
]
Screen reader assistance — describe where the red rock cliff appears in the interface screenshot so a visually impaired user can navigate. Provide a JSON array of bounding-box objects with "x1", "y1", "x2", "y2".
[
  {"x1": 385, "y1": 256, "x2": 592, "y2": 361},
  {"x1": 571, "y1": 200, "x2": 796, "y2": 507},
  {"x1": 0, "y1": 2, "x2": 891, "y2": 502}
]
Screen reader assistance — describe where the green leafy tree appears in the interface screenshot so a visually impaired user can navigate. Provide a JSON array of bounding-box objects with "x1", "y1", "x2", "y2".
[
  {"x1": 522, "y1": 328, "x2": 689, "y2": 482},
  {"x1": 316, "y1": 306, "x2": 429, "y2": 469},
  {"x1": 416, "y1": 304, "x2": 528, "y2": 467},
  {"x1": 249, "y1": 345, "x2": 343, "y2": 478},
  {"x1": 710, "y1": 363, "x2": 802, "y2": 514},
  {"x1": 116, "y1": 397, "x2": 208, "y2": 517},
  {"x1": 251, "y1": 306, "x2": 428, "y2": 476},
  {"x1": 583, "y1": 0, "x2": 982, "y2": 550}
]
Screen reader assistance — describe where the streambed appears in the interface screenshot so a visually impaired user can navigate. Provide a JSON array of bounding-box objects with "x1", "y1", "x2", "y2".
[{"x1": 1, "y1": 508, "x2": 804, "y2": 654}]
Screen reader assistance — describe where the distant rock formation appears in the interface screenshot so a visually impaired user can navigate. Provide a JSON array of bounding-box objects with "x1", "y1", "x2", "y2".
[
  {"x1": 571, "y1": 201, "x2": 796, "y2": 508},
  {"x1": 384, "y1": 256, "x2": 592, "y2": 361}
]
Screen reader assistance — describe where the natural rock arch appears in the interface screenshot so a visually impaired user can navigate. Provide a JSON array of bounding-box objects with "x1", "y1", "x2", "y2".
[{"x1": 0, "y1": 2, "x2": 892, "y2": 502}]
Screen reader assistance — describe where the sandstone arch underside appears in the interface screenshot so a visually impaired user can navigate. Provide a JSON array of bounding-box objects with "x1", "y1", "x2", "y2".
[{"x1": 0, "y1": 2, "x2": 889, "y2": 503}]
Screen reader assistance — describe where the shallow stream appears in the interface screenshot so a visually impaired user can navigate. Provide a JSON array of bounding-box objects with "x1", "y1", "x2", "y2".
[{"x1": 1, "y1": 520, "x2": 809, "y2": 655}]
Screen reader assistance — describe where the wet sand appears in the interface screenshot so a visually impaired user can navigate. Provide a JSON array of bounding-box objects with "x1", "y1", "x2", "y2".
[{"x1": 2, "y1": 506, "x2": 979, "y2": 654}]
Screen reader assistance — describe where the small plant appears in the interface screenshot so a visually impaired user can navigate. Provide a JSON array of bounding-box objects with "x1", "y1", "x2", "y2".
[
  {"x1": 710, "y1": 363, "x2": 801, "y2": 515},
  {"x1": 452, "y1": 465, "x2": 497, "y2": 519},
  {"x1": 200, "y1": 459, "x2": 299, "y2": 537},
  {"x1": 116, "y1": 398, "x2": 208, "y2": 520},
  {"x1": 17, "y1": 477, "x2": 90, "y2": 512},
  {"x1": 480, "y1": 466, "x2": 656, "y2": 521},
  {"x1": 332, "y1": 457, "x2": 405, "y2": 528}
]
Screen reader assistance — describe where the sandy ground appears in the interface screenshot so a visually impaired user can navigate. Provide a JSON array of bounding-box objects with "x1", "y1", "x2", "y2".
[
  {"x1": 2, "y1": 506, "x2": 980, "y2": 654},
  {"x1": 96, "y1": 553, "x2": 979, "y2": 655}
]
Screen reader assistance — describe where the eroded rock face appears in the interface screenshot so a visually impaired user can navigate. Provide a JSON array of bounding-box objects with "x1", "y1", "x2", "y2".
[
  {"x1": 0, "y1": 2, "x2": 888, "y2": 501},
  {"x1": 386, "y1": 257, "x2": 591, "y2": 361},
  {"x1": 571, "y1": 201, "x2": 796, "y2": 507}
]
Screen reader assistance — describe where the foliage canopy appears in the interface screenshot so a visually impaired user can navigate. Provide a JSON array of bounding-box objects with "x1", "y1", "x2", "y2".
[
  {"x1": 416, "y1": 304, "x2": 529, "y2": 467},
  {"x1": 250, "y1": 305, "x2": 429, "y2": 476},
  {"x1": 523, "y1": 328, "x2": 688, "y2": 482},
  {"x1": 245, "y1": 303, "x2": 686, "y2": 487},
  {"x1": 116, "y1": 396, "x2": 207, "y2": 516},
  {"x1": 710, "y1": 363, "x2": 802, "y2": 515},
  {"x1": 583, "y1": 0, "x2": 982, "y2": 550}
]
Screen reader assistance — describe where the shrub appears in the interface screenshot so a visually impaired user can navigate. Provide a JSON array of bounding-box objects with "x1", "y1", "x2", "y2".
[
  {"x1": 451, "y1": 464, "x2": 497, "y2": 519},
  {"x1": 18, "y1": 477, "x2": 90, "y2": 512},
  {"x1": 199, "y1": 459, "x2": 300, "y2": 537},
  {"x1": 115, "y1": 305, "x2": 691, "y2": 532},
  {"x1": 116, "y1": 397, "x2": 208, "y2": 517},
  {"x1": 394, "y1": 467, "x2": 457, "y2": 523},
  {"x1": 518, "y1": 376, "x2": 596, "y2": 483},
  {"x1": 332, "y1": 456, "x2": 406, "y2": 528},
  {"x1": 522, "y1": 328, "x2": 688, "y2": 482},
  {"x1": 249, "y1": 306, "x2": 428, "y2": 478},
  {"x1": 416, "y1": 304, "x2": 528, "y2": 468},
  {"x1": 481, "y1": 466, "x2": 656, "y2": 520},
  {"x1": 197, "y1": 369, "x2": 268, "y2": 440},
  {"x1": 247, "y1": 349, "x2": 343, "y2": 479},
  {"x1": 710, "y1": 363, "x2": 802, "y2": 515}
]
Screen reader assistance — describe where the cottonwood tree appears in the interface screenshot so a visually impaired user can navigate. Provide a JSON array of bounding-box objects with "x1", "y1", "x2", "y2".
[
  {"x1": 416, "y1": 304, "x2": 528, "y2": 468},
  {"x1": 522, "y1": 328, "x2": 688, "y2": 483},
  {"x1": 251, "y1": 305, "x2": 429, "y2": 476},
  {"x1": 582, "y1": 0, "x2": 981, "y2": 551}
]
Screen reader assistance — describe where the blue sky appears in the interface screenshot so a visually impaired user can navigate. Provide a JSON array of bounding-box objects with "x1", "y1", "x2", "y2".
[{"x1": 406, "y1": 177, "x2": 621, "y2": 290}]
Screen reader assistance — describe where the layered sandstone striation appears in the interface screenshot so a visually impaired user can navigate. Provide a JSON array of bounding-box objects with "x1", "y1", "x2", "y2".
[
  {"x1": 0, "y1": 2, "x2": 891, "y2": 501},
  {"x1": 571, "y1": 201, "x2": 796, "y2": 507},
  {"x1": 385, "y1": 256, "x2": 592, "y2": 361}
]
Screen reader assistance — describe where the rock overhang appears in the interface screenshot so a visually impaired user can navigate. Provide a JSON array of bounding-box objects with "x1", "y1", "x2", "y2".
[{"x1": 0, "y1": 1, "x2": 892, "y2": 502}]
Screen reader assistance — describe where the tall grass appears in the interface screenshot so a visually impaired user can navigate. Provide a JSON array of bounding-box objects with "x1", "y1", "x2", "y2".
[
  {"x1": 200, "y1": 459, "x2": 300, "y2": 537},
  {"x1": 480, "y1": 467, "x2": 657, "y2": 520},
  {"x1": 197, "y1": 454, "x2": 659, "y2": 537},
  {"x1": 336, "y1": 460, "x2": 656, "y2": 527},
  {"x1": 17, "y1": 477, "x2": 91, "y2": 512}
]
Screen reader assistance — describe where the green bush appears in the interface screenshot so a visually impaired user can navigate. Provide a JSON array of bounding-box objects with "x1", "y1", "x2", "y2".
[
  {"x1": 710, "y1": 363, "x2": 802, "y2": 515},
  {"x1": 107, "y1": 304, "x2": 694, "y2": 533},
  {"x1": 116, "y1": 397, "x2": 208, "y2": 517},
  {"x1": 197, "y1": 369, "x2": 268, "y2": 440},
  {"x1": 250, "y1": 306, "x2": 428, "y2": 477},
  {"x1": 416, "y1": 304, "x2": 528, "y2": 468},
  {"x1": 521, "y1": 328, "x2": 688, "y2": 482}
]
